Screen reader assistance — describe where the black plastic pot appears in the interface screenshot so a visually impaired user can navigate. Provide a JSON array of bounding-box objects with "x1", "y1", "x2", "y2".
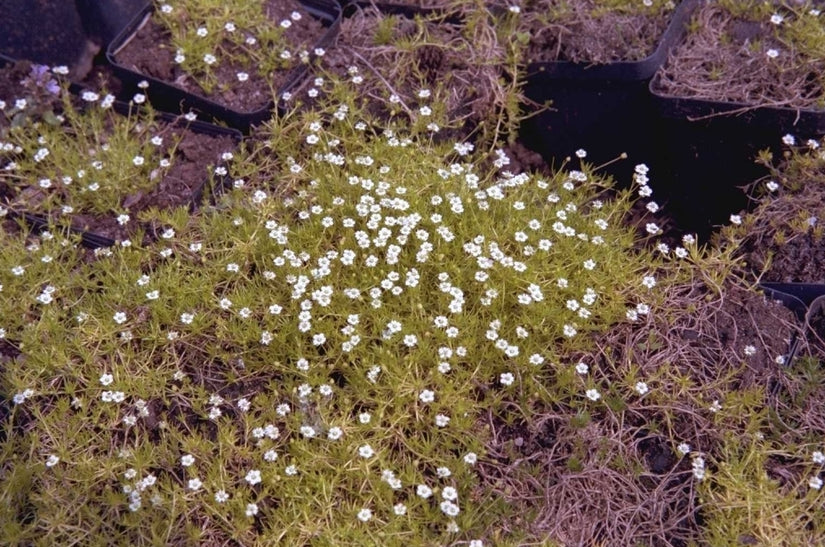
[
  {"x1": 0, "y1": 0, "x2": 91, "y2": 77},
  {"x1": 518, "y1": 0, "x2": 699, "y2": 182},
  {"x1": 649, "y1": 82, "x2": 825, "y2": 242},
  {"x1": 759, "y1": 283, "x2": 825, "y2": 364},
  {"x1": 106, "y1": 0, "x2": 341, "y2": 133},
  {"x1": 7, "y1": 100, "x2": 242, "y2": 249},
  {"x1": 76, "y1": 0, "x2": 150, "y2": 50}
]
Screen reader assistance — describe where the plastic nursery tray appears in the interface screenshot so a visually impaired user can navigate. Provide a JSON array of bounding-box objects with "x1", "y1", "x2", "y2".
[
  {"x1": 648, "y1": 32, "x2": 825, "y2": 242},
  {"x1": 8, "y1": 99, "x2": 242, "y2": 249},
  {"x1": 759, "y1": 283, "x2": 825, "y2": 364},
  {"x1": 76, "y1": 0, "x2": 151, "y2": 49},
  {"x1": 106, "y1": 0, "x2": 342, "y2": 133},
  {"x1": 518, "y1": 0, "x2": 700, "y2": 182}
]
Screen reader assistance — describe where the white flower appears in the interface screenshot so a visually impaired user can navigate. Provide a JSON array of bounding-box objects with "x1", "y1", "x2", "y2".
[
  {"x1": 440, "y1": 501, "x2": 460, "y2": 516},
  {"x1": 464, "y1": 452, "x2": 478, "y2": 465},
  {"x1": 813, "y1": 451, "x2": 825, "y2": 464},
  {"x1": 99, "y1": 373, "x2": 114, "y2": 386},
  {"x1": 357, "y1": 508, "x2": 372, "y2": 522},
  {"x1": 327, "y1": 427, "x2": 343, "y2": 441},
  {"x1": 45, "y1": 454, "x2": 60, "y2": 467},
  {"x1": 113, "y1": 311, "x2": 127, "y2": 324},
  {"x1": 710, "y1": 400, "x2": 722, "y2": 413},
  {"x1": 766, "y1": 49, "x2": 779, "y2": 58},
  {"x1": 417, "y1": 484, "x2": 433, "y2": 498},
  {"x1": 500, "y1": 372, "x2": 515, "y2": 386},
  {"x1": 575, "y1": 362, "x2": 589, "y2": 375},
  {"x1": 729, "y1": 214, "x2": 742, "y2": 225},
  {"x1": 766, "y1": 180, "x2": 779, "y2": 192},
  {"x1": 237, "y1": 72, "x2": 249, "y2": 82},
  {"x1": 285, "y1": 465, "x2": 297, "y2": 476},
  {"x1": 435, "y1": 414, "x2": 450, "y2": 427},
  {"x1": 442, "y1": 486, "x2": 458, "y2": 501},
  {"x1": 782, "y1": 133, "x2": 796, "y2": 146},
  {"x1": 810, "y1": 476, "x2": 823, "y2": 490},
  {"x1": 677, "y1": 443, "x2": 691, "y2": 456},
  {"x1": 245, "y1": 469, "x2": 262, "y2": 485},
  {"x1": 246, "y1": 503, "x2": 259, "y2": 517},
  {"x1": 203, "y1": 53, "x2": 217, "y2": 65},
  {"x1": 180, "y1": 454, "x2": 195, "y2": 467},
  {"x1": 642, "y1": 275, "x2": 656, "y2": 289},
  {"x1": 180, "y1": 313, "x2": 194, "y2": 325},
  {"x1": 419, "y1": 390, "x2": 435, "y2": 403},
  {"x1": 585, "y1": 389, "x2": 601, "y2": 401},
  {"x1": 393, "y1": 503, "x2": 407, "y2": 516},
  {"x1": 635, "y1": 381, "x2": 649, "y2": 396},
  {"x1": 770, "y1": 13, "x2": 784, "y2": 25},
  {"x1": 358, "y1": 445, "x2": 375, "y2": 458},
  {"x1": 214, "y1": 490, "x2": 229, "y2": 503},
  {"x1": 187, "y1": 478, "x2": 202, "y2": 491}
]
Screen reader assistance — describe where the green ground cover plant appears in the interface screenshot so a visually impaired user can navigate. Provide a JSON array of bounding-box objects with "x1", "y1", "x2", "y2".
[{"x1": 1, "y1": 2, "x2": 825, "y2": 545}]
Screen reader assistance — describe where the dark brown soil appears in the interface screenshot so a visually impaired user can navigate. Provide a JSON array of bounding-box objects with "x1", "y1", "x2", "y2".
[
  {"x1": 654, "y1": 2, "x2": 825, "y2": 108},
  {"x1": 517, "y1": 0, "x2": 672, "y2": 63},
  {"x1": 113, "y1": 0, "x2": 325, "y2": 113}
]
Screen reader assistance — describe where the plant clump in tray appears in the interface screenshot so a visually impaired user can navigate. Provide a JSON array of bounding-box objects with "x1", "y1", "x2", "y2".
[{"x1": 113, "y1": 0, "x2": 327, "y2": 113}]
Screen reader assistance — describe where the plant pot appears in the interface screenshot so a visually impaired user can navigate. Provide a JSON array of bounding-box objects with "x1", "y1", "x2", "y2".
[
  {"x1": 0, "y1": 0, "x2": 94, "y2": 78},
  {"x1": 75, "y1": 0, "x2": 150, "y2": 50},
  {"x1": 759, "y1": 282, "x2": 825, "y2": 364},
  {"x1": 106, "y1": 0, "x2": 341, "y2": 133},
  {"x1": 648, "y1": 92, "x2": 825, "y2": 241},
  {"x1": 648, "y1": 1, "x2": 825, "y2": 241},
  {"x1": 4, "y1": 99, "x2": 241, "y2": 249},
  {"x1": 518, "y1": 0, "x2": 699, "y2": 182}
]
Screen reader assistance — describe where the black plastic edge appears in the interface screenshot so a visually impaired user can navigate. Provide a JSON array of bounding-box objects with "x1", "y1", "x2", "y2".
[
  {"x1": 106, "y1": 0, "x2": 342, "y2": 133},
  {"x1": 524, "y1": 0, "x2": 700, "y2": 81}
]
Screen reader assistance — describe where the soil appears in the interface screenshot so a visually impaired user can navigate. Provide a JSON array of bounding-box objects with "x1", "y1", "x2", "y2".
[
  {"x1": 113, "y1": 0, "x2": 326, "y2": 113},
  {"x1": 516, "y1": 0, "x2": 673, "y2": 64},
  {"x1": 653, "y1": 2, "x2": 825, "y2": 108}
]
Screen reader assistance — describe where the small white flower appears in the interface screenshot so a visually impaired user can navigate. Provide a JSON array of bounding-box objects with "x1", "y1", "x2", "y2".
[
  {"x1": 203, "y1": 53, "x2": 217, "y2": 65},
  {"x1": 635, "y1": 381, "x2": 649, "y2": 396},
  {"x1": 357, "y1": 508, "x2": 372, "y2": 522},
  {"x1": 813, "y1": 451, "x2": 825, "y2": 465},
  {"x1": 766, "y1": 180, "x2": 779, "y2": 192},
  {"x1": 45, "y1": 454, "x2": 60, "y2": 467},
  {"x1": 237, "y1": 72, "x2": 249, "y2": 82},
  {"x1": 180, "y1": 454, "x2": 195, "y2": 467},
  {"x1": 744, "y1": 345, "x2": 757, "y2": 356},
  {"x1": 768, "y1": 48, "x2": 780, "y2": 60},
  {"x1": 464, "y1": 452, "x2": 478, "y2": 465},
  {"x1": 710, "y1": 400, "x2": 722, "y2": 413},
  {"x1": 327, "y1": 427, "x2": 343, "y2": 441},
  {"x1": 419, "y1": 390, "x2": 435, "y2": 403},
  {"x1": 782, "y1": 133, "x2": 796, "y2": 146},
  {"x1": 100, "y1": 373, "x2": 114, "y2": 386},
  {"x1": 245, "y1": 469, "x2": 262, "y2": 485},
  {"x1": 246, "y1": 503, "x2": 258, "y2": 517},
  {"x1": 187, "y1": 478, "x2": 202, "y2": 491},
  {"x1": 417, "y1": 484, "x2": 433, "y2": 498},
  {"x1": 435, "y1": 414, "x2": 450, "y2": 427},
  {"x1": 677, "y1": 443, "x2": 691, "y2": 456},
  {"x1": 729, "y1": 214, "x2": 742, "y2": 225},
  {"x1": 358, "y1": 445, "x2": 375, "y2": 458},
  {"x1": 500, "y1": 372, "x2": 515, "y2": 386},
  {"x1": 770, "y1": 13, "x2": 784, "y2": 25},
  {"x1": 180, "y1": 313, "x2": 194, "y2": 325},
  {"x1": 393, "y1": 503, "x2": 407, "y2": 516},
  {"x1": 214, "y1": 490, "x2": 229, "y2": 503},
  {"x1": 575, "y1": 362, "x2": 589, "y2": 375},
  {"x1": 585, "y1": 388, "x2": 600, "y2": 401},
  {"x1": 113, "y1": 311, "x2": 127, "y2": 324},
  {"x1": 809, "y1": 476, "x2": 823, "y2": 490}
]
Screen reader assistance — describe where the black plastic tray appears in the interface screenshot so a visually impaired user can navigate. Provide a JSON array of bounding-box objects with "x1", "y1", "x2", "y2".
[{"x1": 106, "y1": 0, "x2": 341, "y2": 133}]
